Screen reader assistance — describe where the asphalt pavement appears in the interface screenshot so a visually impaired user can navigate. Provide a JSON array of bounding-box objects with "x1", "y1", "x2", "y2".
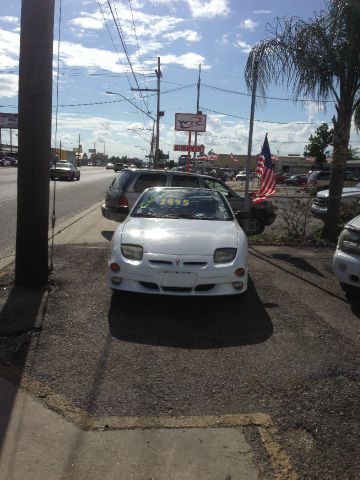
[{"x1": 0, "y1": 206, "x2": 360, "y2": 479}]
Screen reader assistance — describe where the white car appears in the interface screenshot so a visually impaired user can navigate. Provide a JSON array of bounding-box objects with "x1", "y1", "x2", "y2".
[
  {"x1": 333, "y1": 214, "x2": 360, "y2": 295},
  {"x1": 311, "y1": 184, "x2": 360, "y2": 220},
  {"x1": 108, "y1": 187, "x2": 248, "y2": 296}
]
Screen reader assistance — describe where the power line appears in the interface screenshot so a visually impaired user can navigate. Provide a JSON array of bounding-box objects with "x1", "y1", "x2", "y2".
[
  {"x1": 106, "y1": 0, "x2": 149, "y2": 115},
  {"x1": 128, "y1": 0, "x2": 152, "y2": 90},
  {"x1": 201, "y1": 82, "x2": 336, "y2": 104},
  {"x1": 200, "y1": 106, "x2": 320, "y2": 125},
  {"x1": 96, "y1": 0, "x2": 146, "y2": 126}
]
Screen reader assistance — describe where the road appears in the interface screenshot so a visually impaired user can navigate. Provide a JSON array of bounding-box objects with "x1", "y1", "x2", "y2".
[{"x1": 0, "y1": 166, "x2": 114, "y2": 266}]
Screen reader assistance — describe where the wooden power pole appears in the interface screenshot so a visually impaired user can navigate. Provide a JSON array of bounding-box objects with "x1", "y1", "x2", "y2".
[{"x1": 15, "y1": 0, "x2": 55, "y2": 286}]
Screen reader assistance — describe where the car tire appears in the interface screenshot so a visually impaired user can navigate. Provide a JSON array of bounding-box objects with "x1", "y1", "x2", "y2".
[
  {"x1": 247, "y1": 213, "x2": 265, "y2": 235},
  {"x1": 340, "y1": 282, "x2": 359, "y2": 297}
]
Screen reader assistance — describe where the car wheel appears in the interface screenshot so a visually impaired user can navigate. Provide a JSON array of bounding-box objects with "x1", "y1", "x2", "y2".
[
  {"x1": 340, "y1": 282, "x2": 359, "y2": 297},
  {"x1": 247, "y1": 213, "x2": 265, "y2": 235}
]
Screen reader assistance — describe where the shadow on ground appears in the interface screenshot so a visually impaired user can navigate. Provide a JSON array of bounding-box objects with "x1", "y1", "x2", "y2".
[
  {"x1": 108, "y1": 278, "x2": 273, "y2": 349},
  {"x1": 0, "y1": 275, "x2": 47, "y2": 453},
  {"x1": 271, "y1": 253, "x2": 325, "y2": 278}
]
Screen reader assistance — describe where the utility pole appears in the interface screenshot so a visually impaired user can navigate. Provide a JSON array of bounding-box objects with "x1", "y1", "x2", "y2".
[
  {"x1": 193, "y1": 64, "x2": 201, "y2": 171},
  {"x1": 78, "y1": 133, "x2": 81, "y2": 166},
  {"x1": 15, "y1": 0, "x2": 55, "y2": 287},
  {"x1": 131, "y1": 57, "x2": 162, "y2": 168},
  {"x1": 244, "y1": 60, "x2": 258, "y2": 215},
  {"x1": 154, "y1": 57, "x2": 162, "y2": 168}
]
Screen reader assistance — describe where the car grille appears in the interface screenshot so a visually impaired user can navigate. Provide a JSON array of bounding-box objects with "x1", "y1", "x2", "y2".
[
  {"x1": 162, "y1": 286, "x2": 192, "y2": 292},
  {"x1": 337, "y1": 263, "x2": 347, "y2": 271},
  {"x1": 139, "y1": 282, "x2": 215, "y2": 293},
  {"x1": 148, "y1": 260, "x2": 208, "y2": 267},
  {"x1": 341, "y1": 241, "x2": 360, "y2": 256},
  {"x1": 313, "y1": 197, "x2": 326, "y2": 207},
  {"x1": 149, "y1": 260, "x2": 172, "y2": 265}
]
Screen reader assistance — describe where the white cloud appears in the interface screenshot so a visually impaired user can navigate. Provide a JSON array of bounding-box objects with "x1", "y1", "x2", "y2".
[
  {"x1": 70, "y1": 16, "x2": 104, "y2": 30},
  {"x1": 253, "y1": 10, "x2": 272, "y2": 15},
  {"x1": 234, "y1": 39, "x2": 252, "y2": 54},
  {"x1": 187, "y1": 0, "x2": 230, "y2": 18},
  {"x1": 0, "y1": 74, "x2": 18, "y2": 98},
  {"x1": 0, "y1": 28, "x2": 20, "y2": 63},
  {"x1": 217, "y1": 33, "x2": 229, "y2": 45},
  {"x1": 58, "y1": 41, "x2": 126, "y2": 72},
  {"x1": 0, "y1": 16, "x2": 19, "y2": 25},
  {"x1": 163, "y1": 30, "x2": 201, "y2": 42},
  {"x1": 240, "y1": 19, "x2": 258, "y2": 31},
  {"x1": 161, "y1": 52, "x2": 210, "y2": 69}
]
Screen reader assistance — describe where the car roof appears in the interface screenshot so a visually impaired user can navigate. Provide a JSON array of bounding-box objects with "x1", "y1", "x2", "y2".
[{"x1": 123, "y1": 169, "x2": 222, "y2": 183}]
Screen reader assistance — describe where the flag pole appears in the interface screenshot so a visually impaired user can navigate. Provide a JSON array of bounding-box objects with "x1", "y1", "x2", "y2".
[{"x1": 244, "y1": 60, "x2": 258, "y2": 214}]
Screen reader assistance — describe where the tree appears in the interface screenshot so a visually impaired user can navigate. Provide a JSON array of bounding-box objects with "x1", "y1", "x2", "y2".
[
  {"x1": 245, "y1": 0, "x2": 360, "y2": 241},
  {"x1": 304, "y1": 123, "x2": 334, "y2": 169}
]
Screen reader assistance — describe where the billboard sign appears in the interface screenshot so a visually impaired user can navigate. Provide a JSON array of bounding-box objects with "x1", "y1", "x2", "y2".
[
  {"x1": 175, "y1": 113, "x2": 207, "y2": 132},
  {"x1": 0, "y1": 113, "x2": 18, "y2": 128},
  {"x1": 174, "y1": 144, "x2": 205, "y2": 152}
]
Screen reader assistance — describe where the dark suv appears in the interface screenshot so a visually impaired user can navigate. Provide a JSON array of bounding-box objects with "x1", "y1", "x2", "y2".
[{"x1": 101, "y1": 169, "x2": 276, "y2": 235}]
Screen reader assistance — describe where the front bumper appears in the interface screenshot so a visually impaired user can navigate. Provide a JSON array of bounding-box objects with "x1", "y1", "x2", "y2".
[
  {"x1": 333, "y1": 249, "x2": 360, "y2": 288},
  {"x1": 310, "y1": 206, "x2": 327, "y2": 220},
  {"x1": 108, "y1": 253, "x2": 248, "y2": 296}
]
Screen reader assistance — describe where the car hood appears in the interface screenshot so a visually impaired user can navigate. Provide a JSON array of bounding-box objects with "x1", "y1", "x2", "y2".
[
  {"x1": 119, "y1": 217, "x2": 242, "y2": 255},
  {"x1": 346, "y1": 214, "x2": 360, "y2": 230},
  {"x1": 317, "y1": 186, "x2": 360, "y2": 198}
]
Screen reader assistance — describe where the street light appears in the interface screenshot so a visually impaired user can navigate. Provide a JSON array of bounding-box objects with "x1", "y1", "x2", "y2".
[
  {"x1": 105, "y1": 91, "x2": 156, "y2": 122},
  {"x1": 127, "y1": 128, "x2": 152, "y2": 144}
]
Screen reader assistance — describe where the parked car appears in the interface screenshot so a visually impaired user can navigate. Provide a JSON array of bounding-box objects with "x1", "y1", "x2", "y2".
[
  {"x1": 50, "y1": 162, "x2": 80, "y2": 181},
  {"x1": 106, "y1": 162, "x2": 114, "y2": 170},
  {"x1": 101, "y1": 169, "x2": 277, "y2": 235},
  {"x1": 310, "y1": 184, "x2": 360, "y2": 220},
  {"x1": 108, "y1": 187, "x2": 248, "y2": 296},
  {"x1": 333, "y1": 214, "x2": 360, "y2": 295},
  {"x1": 284, "y1": 174, "x2": 308, "y2": 186},
  {"x1": 307, "y1": 170, "x2": 360, "y2": 191},
  {"x1": 274, "y1": 172, "x2": 291, "y2": 183}
]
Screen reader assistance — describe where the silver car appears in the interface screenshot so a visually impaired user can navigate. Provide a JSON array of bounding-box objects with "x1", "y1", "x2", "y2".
[{"x1": 101, "y1": 169, "x2": 277, "y2": 235}]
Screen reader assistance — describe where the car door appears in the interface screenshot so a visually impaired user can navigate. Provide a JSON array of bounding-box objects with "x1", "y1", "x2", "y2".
[{"x1": 201, "y1": 177, "x2": 244, "y2": 212}]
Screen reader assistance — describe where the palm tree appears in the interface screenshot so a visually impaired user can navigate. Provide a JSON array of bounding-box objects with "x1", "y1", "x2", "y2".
[{"x1": 245, "y1": 0, "x2": 360, "y2": 241}]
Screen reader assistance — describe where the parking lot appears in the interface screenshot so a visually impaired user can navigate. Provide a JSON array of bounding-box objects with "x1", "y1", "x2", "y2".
[{"x1": 1, "y1": 203, "x2": 360, "y2": 478}]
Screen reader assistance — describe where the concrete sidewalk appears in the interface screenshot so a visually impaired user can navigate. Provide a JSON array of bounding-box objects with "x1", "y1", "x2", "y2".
[
  {"x1": 0, "y1": 378, "x2": 260, "y2": 480},
  {"x1": 0, "y1": 205, "x2": 294, "y2": 480}
]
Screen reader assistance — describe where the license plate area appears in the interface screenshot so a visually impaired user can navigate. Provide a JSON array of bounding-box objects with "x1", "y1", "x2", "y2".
[{"x1": 159, "y1": 272, "x2": 197, "y2": 288}]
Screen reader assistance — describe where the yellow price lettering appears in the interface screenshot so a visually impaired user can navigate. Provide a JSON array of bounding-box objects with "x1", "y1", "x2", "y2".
[{"x1": 183, "y1": 199, "x2": 189, "y2": 206}]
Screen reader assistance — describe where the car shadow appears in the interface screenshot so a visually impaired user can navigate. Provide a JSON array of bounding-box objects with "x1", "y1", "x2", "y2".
[
  {"x1": 108, "y1": 278, "x2": 273, "y2": 349},
  {"x1": 271, "y1": 253, "x2": 326, "y2": 278},
  {"x1": 101, "y1": 230, "x2": 114, "y2": 242}
]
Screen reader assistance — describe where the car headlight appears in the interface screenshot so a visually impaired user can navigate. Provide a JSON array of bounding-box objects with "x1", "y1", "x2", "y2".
[
  {"x1": 338, "y1": 228, "x2": 360, "y2": 255},
  {"x1": 214, "y1": 248, "x2": 237, "y2": 264},
  {"x1": 121, "y1": 244, "x2": 143, "y2": 260}
]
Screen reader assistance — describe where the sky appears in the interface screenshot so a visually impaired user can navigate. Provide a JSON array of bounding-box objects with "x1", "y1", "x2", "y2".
[{"x1": 1, "y1": 0, "x2": 360, "y2": 161}]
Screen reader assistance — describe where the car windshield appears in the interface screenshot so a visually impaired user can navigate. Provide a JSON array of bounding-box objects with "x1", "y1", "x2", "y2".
[
  {"x1": 55, "y1": 162, "x2": 71, "y2": 168},
  {"x1": 131, "y1": 188, "x2": 233, "y2": 220}
]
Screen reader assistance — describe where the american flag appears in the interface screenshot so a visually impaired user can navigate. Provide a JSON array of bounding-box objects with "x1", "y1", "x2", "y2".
[
  {"x1": 253, "y1": 134, "x2": 276, "y2": 204},
  {"x1": 230, "y1": 153, "x2": 239, "y2": 162}
]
